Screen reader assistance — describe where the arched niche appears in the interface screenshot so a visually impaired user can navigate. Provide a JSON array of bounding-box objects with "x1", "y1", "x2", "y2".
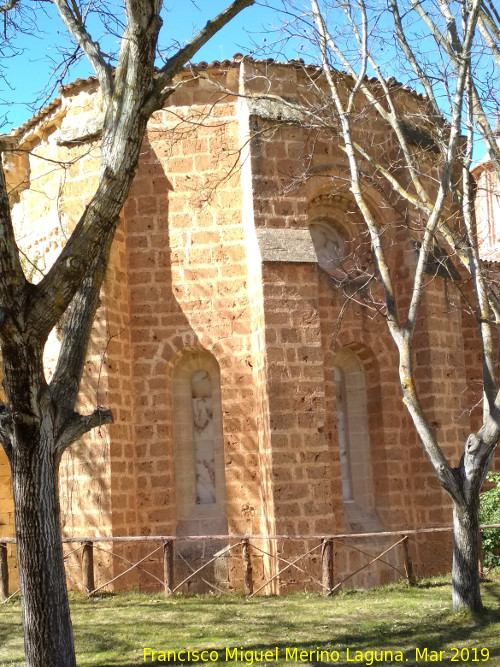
[
  {"x1": 171, "y1": 349, "x2": 227, "y2": 536},
  {"x1": 306, "y1": 186, "x2": 391, "y2": 284},
  {"x1": 309, "y1": 219, "x2": 346, "y2": 273},
  {"x1": 334, "y1": 347, "x2": 374, "y2": 514}
]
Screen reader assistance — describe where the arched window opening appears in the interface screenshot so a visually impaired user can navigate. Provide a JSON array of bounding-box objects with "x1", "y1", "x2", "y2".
[
  {"x1": 334, "y1": 348, "x2": 373, "y2": 513},
  {"x1": 309, "y1": 220, "x2": 345, "y2": 273}
]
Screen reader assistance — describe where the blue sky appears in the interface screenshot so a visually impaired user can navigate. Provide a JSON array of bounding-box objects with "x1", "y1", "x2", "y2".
[
  {"x1": 1, "y1": 0, "x2": 495, "y2": 164},
  {"x1": 1, "y1": 1, "x2": 280, "y2": 130}
]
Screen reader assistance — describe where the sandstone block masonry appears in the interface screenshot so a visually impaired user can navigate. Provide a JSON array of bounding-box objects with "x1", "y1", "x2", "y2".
[{"x1": 0, "y1": 57, "x2": 497, "y2": 593}]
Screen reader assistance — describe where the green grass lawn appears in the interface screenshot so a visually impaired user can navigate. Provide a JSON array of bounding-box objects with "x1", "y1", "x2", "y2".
[{"x1": 2, "y1": 575, "x2": 499, "y2": 666}]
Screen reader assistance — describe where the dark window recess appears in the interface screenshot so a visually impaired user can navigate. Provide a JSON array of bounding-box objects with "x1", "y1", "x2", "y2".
[
  {"x1": 400, "y1": 121, "x2": 439, "y2": 153},
  {"x1": 412, "y1": 241, "x2": 461, "y2": 280}
]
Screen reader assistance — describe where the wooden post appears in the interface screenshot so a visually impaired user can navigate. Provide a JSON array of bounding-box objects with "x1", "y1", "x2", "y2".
[
  {"x1": 401, "y1": 536, "x2": 415, "y2": 585},
  {"x1": 321, "y1": 538, "x2": 334, "y2": 596},
  {"x1": 242, "y1": 539, "x2": 253, "y2": 595},
  {"x1": 82, "y1": 541, "x2": 94, "y2": 595},
  {"x1": 0, "y1": 542, "x2": 8, "y2": 601},
  {"x1": 163, "y1": 540, "x2": 174, "y2": 595}
]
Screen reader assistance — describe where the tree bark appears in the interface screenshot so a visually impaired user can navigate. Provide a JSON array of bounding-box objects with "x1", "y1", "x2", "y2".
[
  {"x1": 11, "y1": 433, "x2": 76, "y2": 667},
  {"x1": 452, "y1": 498, "x2": 482, "y2": 613},
  {"x1": 0, "y1": 3, "x2": 255, "y2": 664}
]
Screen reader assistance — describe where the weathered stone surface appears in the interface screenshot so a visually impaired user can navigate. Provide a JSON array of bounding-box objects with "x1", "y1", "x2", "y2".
[
  {"x1": 247, "y1": 97, "x2": 303, "y2": 123},
  {"x1": 1, "y1": 60, "x2": 494, "y2": 596},
  {"x1": 57, "y1": 111, "x2": 105, "y2": 144},
  {"x1": 257, "y1": 228, "x2": 317, "y2": 263}
]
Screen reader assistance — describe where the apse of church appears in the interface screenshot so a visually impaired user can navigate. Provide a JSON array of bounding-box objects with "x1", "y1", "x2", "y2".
[{"x1": 0, "y1": 56, "x2": 494, "y2": 593}]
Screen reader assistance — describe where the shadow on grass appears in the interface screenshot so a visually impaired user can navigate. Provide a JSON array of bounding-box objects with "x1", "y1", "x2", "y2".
[
  {"x1": 102, "y1": 645, "x2": 500, "y2": 667},
  {"x1": 90, "y1": 605, "x2": 500, "y2": 667},
  {"x1": 71, "y1": 595, "x2": 255, "y2": 613},
  {"x1": 482, "y1": 581, "x2": 500, "y2": 604},
  {"x1": 414, "y1": 581, "x2": 450, "y2": 589},
  {"x1": 0, "y1": 610, "x2": 23, "y2": 648}
]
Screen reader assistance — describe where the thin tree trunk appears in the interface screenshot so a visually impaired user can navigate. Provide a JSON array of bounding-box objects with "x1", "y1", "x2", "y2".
[
  {"x1": 452, "y1": 499, "x2": 482, "y2": 613},
  {"x1": 11, "y1": 435, "x2": 76, "y2": 667}
]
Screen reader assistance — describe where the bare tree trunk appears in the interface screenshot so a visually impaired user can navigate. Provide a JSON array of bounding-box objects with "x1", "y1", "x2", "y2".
[
  {"x1": 452, "y1": 498, "x2": 482, "y2": 613},
  {"x1": 0, "y1": 2, "x2": 255, "y2": 663},
  {"x1": 11, "y1": 433, "x2": 76, "y2": 667}
]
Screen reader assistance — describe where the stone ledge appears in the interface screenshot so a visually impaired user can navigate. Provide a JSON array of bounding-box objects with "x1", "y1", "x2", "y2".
[
  {"x1": 248, "y1": 98, "x2": 303, "y2": 123},
  {"x1": 256, "y1": 228, "x2": 317, "y2": 263},
  {"x1": 58, "y1": 111, "x2": 105, "y2": 145}
]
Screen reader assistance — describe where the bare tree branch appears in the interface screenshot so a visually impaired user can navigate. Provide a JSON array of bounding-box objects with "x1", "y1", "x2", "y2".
[
  {"x1": 50, "y1": 0, "x2": 113, "y2": 101},
  {"x1": 0, "y1": 0, "x2": 20, "y2": 11},
  {"x1": 24, "y1": 0, "x2": 255, "y2": 345},
  {"x1": 405, "y1": 0, "x2": 482, "y2": 336},
  {"x1": 280, "y1": 0, "x2": 499, "y2": 610},
  {"x1": 478, "y1": 7, "x2": 500, "y2": 66},
  {"x1": 0, "y1": 1, "x2": 257, "y2": 663},
  {"x1": 0, "y1": 142, "x2": 28, "y2": 308},
  {"x1": 50, "y1": 218, "x2": 117, "y2": 417},
  {"x1": 152, "y1": 0, "x2": 255, "y2": 108},
  {"x1": 412, "y1": 0, "x2": 500, "y2": 179},
  {"x1": 54, "y1": 408, "x2": 113, "y2": 455}
]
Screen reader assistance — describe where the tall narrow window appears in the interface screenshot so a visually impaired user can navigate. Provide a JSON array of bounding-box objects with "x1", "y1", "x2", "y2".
[
  {"x1": 334, "y1": 348, "x2": 373, "y2": 512},
  {"x1": 191, "y1": 370, "x2": 216, "y2": 504},
  {"x1": 334, "y1": 366, "x2": 353, "y2": 502}
]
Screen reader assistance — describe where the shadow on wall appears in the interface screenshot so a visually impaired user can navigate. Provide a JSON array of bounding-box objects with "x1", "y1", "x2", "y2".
[{"x1": 58, "y1": 124, "x2": 261, "y2": 593}]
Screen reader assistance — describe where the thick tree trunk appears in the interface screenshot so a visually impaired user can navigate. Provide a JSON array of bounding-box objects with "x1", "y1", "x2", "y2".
[
  {"x1": 452, "y1": 498, "x2": 482, "y2": 613},
  {"x1": 11, "y1": 434, "x2": 76, "y2": 667}
]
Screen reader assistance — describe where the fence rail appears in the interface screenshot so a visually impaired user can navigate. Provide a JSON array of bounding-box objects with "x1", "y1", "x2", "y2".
[{"x1": 1, "y1": 524, "x2": 499, "y2": 602}]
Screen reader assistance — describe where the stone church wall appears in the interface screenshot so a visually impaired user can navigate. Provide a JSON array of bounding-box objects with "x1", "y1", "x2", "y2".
[{"x1": 0, "y1": 58, "x2": 496, "y2": 593}]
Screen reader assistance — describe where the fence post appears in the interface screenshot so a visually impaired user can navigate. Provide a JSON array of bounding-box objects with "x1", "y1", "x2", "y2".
[
  {"x1": 321, "y1": 538, "x2": 334, "y2": 596},
  {"x1": 82, "y1": 541, "x2": 94, "y2": 595},
  {"x1": 0, "y1": 542, "x2": 8, "y2": 600},
  {"x1": 164, "y1": 540, "x2": 174, "y2": 595},
  {"x1": 242, "y1": 539, "x2": 253, "y2": 595},
  {"x1": 401, "y1": 536, "x2": 415, "y2": 585}
]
